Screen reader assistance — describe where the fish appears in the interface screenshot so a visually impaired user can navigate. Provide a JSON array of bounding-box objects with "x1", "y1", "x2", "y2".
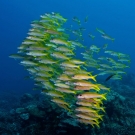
[
  {"x1": 76, "y1": 114, "x2": 99, "y2": 122},
  {"x1": 51, "y1": 98, "x2": 69, "y2": 106},
  {"x1": 118, "y1": 58, "x2": 130, "y2": 63},
  {"x1": 84, "y1": 16, "x2": 88, "y2": 22},
  {"x1": 26, "y1": 51, "x2": 48, "y2": 57},
  {"x1": 76, "y1": 107, "x2": 98, "y2": 114},
  {"x1": 70, "y1": 59, "x2": 85, "y2": 65},
  {"x1": 60, "y1": 61, "x2": 80, "y2": 69},
  {"x1": 46, "y1": 91, "x2": 64, "y2": 98},
  {"x1": 88, "y1": 34, "x2": 95, "y2": 40},
  {"x1": 105, "y1": 74, "x2": 116, "y2": 82},
  {"x1": 101, "y1": 34, "x2": 115, "y2": 41},
  {"x1": 55, "y1": 87, "x2": 76, "y2": 94},
  {"x1": 55, "y1": 46, "x2": 73, "y2": 53},
  {"x1": 79, "y1": 27, "x2": 86, "y2": 31},
  {"x1": 96, "y1": 28, "x2": 106, "y2": 35},
  {"x1": 74, "y1": 80, "x2": 99, "y2": 87},
  {"x1": 9, "y1": 54, "x2": 24, "y2": 59},
  {"x1": 28, "y1": 32, "x2": 44, "y2": 37},
  {"x1": 74, "y1": 85, "x2": 99, "y2": 91},
  {"x1": 20, "y1": 60, "x2": 37, "y2": 66},
  {"x1": 111, "y1": 75, "x2": 122, "y2": 80},
  {"x1": 58, "y1": 74, "x2": 71, "y2": 81},
  {"x1": 51, "y1": 52, "x2": 70, "y2": 60},
  {"x1": 45, "y1": 29, "x2": 61, "y2": 35},
  {"x1": 97, "y1": 84, "x2": 110, "y2": 91},
  {"x1": 50, "y1": 38, "x2": 71, "y2": 46},
  {"x1": 77, "y1": 92, "x2": 107, "y2": 100},
  {"x1": 42, "y1": 81, "x2": 54, "y2": 90},
  {"x1": 39, "y1": 58, "x2": 58, "y2": 64},
  {"x1": 76, "y1": 101, "x2": 99, "y2": 108},
  {"x1": 77, "y1": 118, "x2": 99, "y2": 128},
  {"x1": 72, "y1": 16, "x2": 81, "y2": 25},
  {"x1": 26, "y1": 36, "x2": 44, "y2": 41},
  {"x1": 72, "y1": 74, "x2": 97, "y2": 82},
  {"x1": 102, "y1": 44, "x2": 108, "y2": 49},
  {"x1": 90, "y1": 45, "x2": 100, "y2": 53},
  {"x1": 54, "y1": 83, "x2": 70, "y2": 88}
]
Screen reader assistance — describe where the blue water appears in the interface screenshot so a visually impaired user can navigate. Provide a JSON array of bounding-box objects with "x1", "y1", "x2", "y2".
[{"x1": 0, "y1": 0, "x2": 135, "y2": 95}]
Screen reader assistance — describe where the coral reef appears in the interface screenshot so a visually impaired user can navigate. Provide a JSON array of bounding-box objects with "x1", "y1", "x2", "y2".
[{"x1": 0, "y1": 75, "x2": 135, "y2": 135}]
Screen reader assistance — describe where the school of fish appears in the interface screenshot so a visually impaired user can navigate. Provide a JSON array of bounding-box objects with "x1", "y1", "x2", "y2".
[{"x1": 10, "y1": 12, "x2": 130, "y2": 128}]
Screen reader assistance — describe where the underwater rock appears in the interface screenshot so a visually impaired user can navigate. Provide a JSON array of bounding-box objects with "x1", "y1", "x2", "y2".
[
  {"x1": 20, "y1": 93, "x2": 34, "y2": 103},
  {"x1": 10, "y1": 109, "x2": 16, "y2": 115},
  {"x1": 16, "y1": 107, "x2": 26, "y2": 114},
  {"x1": 20, "y1": 113, "x2": 29, "y2": 120},
  {"x1": 26, "y1": 104, "x2": 45, "y2": 118}
]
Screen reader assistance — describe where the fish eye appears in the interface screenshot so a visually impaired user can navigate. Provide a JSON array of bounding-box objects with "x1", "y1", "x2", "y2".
[{"x1": 79, "y1": 94, "x2": 82, "y2": 96}]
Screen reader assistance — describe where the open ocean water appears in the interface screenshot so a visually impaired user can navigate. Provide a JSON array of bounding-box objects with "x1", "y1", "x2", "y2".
[{"x1": 0, "y1": 0, "x2": 135, "y2": 135}]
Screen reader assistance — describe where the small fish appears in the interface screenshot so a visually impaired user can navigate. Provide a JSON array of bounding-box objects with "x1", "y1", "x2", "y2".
[
  {"x1": 74, "y1": 86, "x2": 99, "y2": 91},
  {"x1": 90, "y1": 45, "x2": 100, "y2": 53},
  {"x1": 88, "y1": 34, "x2": 95, "y2": 40},
  {"x1": 72, "y1": 16, "x2": 81, "y2": 25},
  {"x1": 97, "y1": 84, "x2": 110, "y2": 91},
  {"x1": 42, "y1": 81, "x2": 54, "y2": 90},
  {"x1": 9, "y1": 54, "x2": 24, "y2": 59},
  {"x1": 45, "y1": 29, "x2": 61, "y2": 35},
  {"x1": 54, "y1": 83, "x2": 70, "y2": 88},
  {"x1": 84, "y1": 16, "x2": 88, "y2": 22},
  {"x1": 77, "y1": 92, "x2": 107, "y2": 100},
  {"x1": 60, "y1": 61, "x2": 80, "y2": 69},
  {"x1": 70, "y1": 59, "x2": 85, "y2": 65},
  {"x1": 50, "y1": 38, "x2": 71, "y2": 46},
  {"x1": 105, "y1": 74, "x2": 116, "y2": 82},
  {"x1": 39, "y1": 58, "x2": 57, "y2": 64},
  {"x1": 101, "y1": 34, "x2": 115, "y2": 41},
  {"x1": 77, "y1": 118, "x2": 99, "y2": 128},
  {"x1": 46, "y1": 91, "x2": 64, "y2": 98},
  {"x1": 72, "y1": 30, "x2": 82, "y2": 37},
  {"x1": 51, "y1": 12, "x2": 67, "y2": 22},
  {"x1": 76, "y1": 114, "x2": 99, "y2": 122},
  {"x1": 35, "y1": 65, "x2": 53, "y2": 72},
  {"x1": 118, "y1": 58, "x2": 130, "y2": 63},
  {"x1": 51, "y1": 52, "x2": 70, "y2": 60},
  {"x1": 55, "y1": 46, "x2": 73, "y2": 53},
  {"x1": 22, "y1": 40, "x2": 36, "y2": 45},
  {"x1": 76, "y1": 107, "x2": 98, "y2": 114},
  {"x1": 26, "y1": 36, "x2": 44, "y2": 41},
  {"x1": 51, "y1": 98, "x2": 69, "y2": 106},
  {"x1": 71, "y1": 41, "x2": 85, "y2": 48},
  {"x1": 58, "y1": 74, "x2": 71, "y2": 81},
  {"x1": 26, "y1": 51, "x2": 48, "y2": 56},
  {"x1": 103, "y1": 44, "x2": 108, "y2": 49},
  {"x1": 76, "y1": 101, "x2": 99, "y2": 108},
  {"x1": 55, "y1": 87, "x2": 76, "y2": 94},
  {"x1": 111, "y1": 75, "x2": 122, "y2": 80},
  {"x1": 72, "y1": 74, "x2": 97, "y2": 82},
  {"x1": 28, "y1": 32, "x2": 44, "y2": 37},
  {"x1": 96, "y1": 28, "x2": 106, "y2": 35},
  {"x1": 79, "y1": 27, "x2": 86, "y2": 31},
  {"x1": 20, "y1": 60, "x2": 37, "y2": 66}
]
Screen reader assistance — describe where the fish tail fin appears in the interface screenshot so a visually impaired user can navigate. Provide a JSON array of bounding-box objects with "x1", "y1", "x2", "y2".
[
  {"x1": 77, "y1": 66, "x2": 81, "y2": 70},
  {"x1": 92, "y1": 36, "x2": 95, "y2": 40},
  {"x1": 112, "y1": 38, "x2": 115, "y2": 42},
  {"x1": 94, "y1": 86, "x2": 100, "y2": 91},
  {"x1": 99, "y1": 115, "x2": 104, "y2": 121},
  {"x1": 102, "y1": 93, "x2": 107, "y2": 100},
  {"x1": 101, "y1": 107, "x2": 106, "y2": 113},
  {"x1": 91, "y1": 75, "x2": 97, "y2": 82},
  {"x1": 94, "y1": 120, "x2": 100, "y2": 128}
]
